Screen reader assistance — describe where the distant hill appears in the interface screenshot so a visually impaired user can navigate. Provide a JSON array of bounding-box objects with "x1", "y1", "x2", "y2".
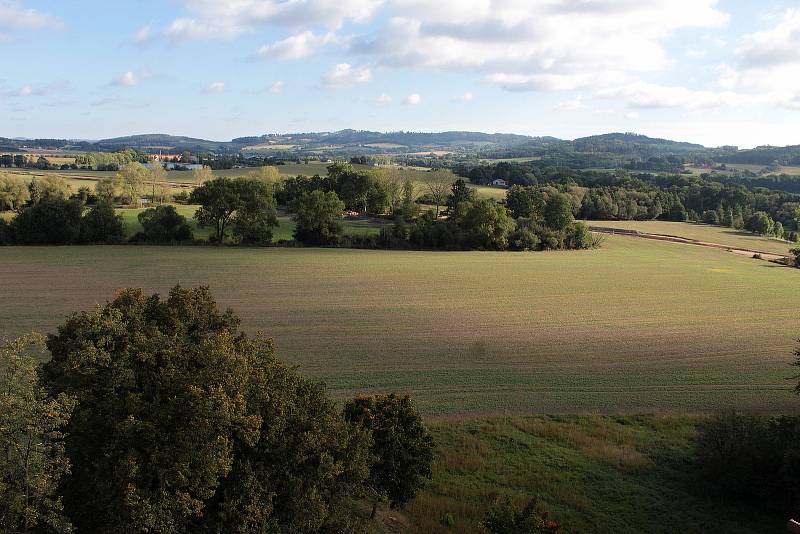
[
  {"x1": 93, "y1": 134, "x2": 236, "y2": 154},
  {"x1": 3, "y1": 129, "x2": 799, "y2": 170},
  {"x1": 572, "y1": 133, "x2": 705, "y2": 154},
  {"x1": 719, "y1": 145, "x2": 800, "y2": 166}
]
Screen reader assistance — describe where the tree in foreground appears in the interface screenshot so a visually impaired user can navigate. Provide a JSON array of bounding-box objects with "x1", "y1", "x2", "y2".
[
  {"x1": 343, "y1": 394, "x2": 434, "y2": 519},
  {"x1": 43, "y1": 286, "x2": 370, "y2": 533},
  {"x1": 289, "y1": 189, "x2": 345, "y2": 245},
  {"x1": 0, "y1": 335, "x2": 76, "y2": 534}
]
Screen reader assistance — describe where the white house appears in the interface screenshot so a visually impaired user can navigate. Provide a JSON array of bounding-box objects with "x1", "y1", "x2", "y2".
[{"x1": 491, "y1": 178, "x2": 509, "y2": 187}]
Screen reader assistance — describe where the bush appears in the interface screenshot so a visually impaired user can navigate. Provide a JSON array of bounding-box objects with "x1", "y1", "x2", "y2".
[
  {"x1": 11, "y1": 197, "x2": 84, "y2": 244},
  {"x1": 81, "y1": 201, "x2": 125, "y2": 243},
  {"x1": 289, "y1": 190, "x2": 345, "y2": 245},
  {"x1": 135, "y1": 205, "x2": 193, "y2": 243},
  {"x1": 694, "y1": 411, "x2": 798, "y2": 503},
  {"x1": 482, "y1": 497, "x2": 559, "y2": 533},
  {"x1": 563, "y1": 221, "x2": 592, "y2": 250}
]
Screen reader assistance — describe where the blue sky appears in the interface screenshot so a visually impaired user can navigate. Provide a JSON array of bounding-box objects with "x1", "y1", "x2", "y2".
[{"x1": 2, "y1": 0, "x2": 800, "y2": 147}]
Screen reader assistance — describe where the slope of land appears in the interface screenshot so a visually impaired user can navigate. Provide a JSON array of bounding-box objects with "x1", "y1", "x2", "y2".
[
  {"x1": 402, "y1": 415, "x2": 782, "y2": 533},
  {"x1": 1, "y1": 233, "x2": 797, "y2": 415}
]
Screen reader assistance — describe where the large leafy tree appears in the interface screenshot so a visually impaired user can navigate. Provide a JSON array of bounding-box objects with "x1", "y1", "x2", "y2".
[
  {"x1": 81, "y1": 201, "x2": 126, "y2": 243},
  {"x1": 543, "y1": 192, "x2": 574, "y2": 232},
  {"x1": 231, "y1": 179, "x2": 278, "y2": 245},
  {"x1": 190, "y1": 178, "x2": 277, "y2": 244},
  {"x1": 457, "y1": 198, "x2": 516, "y2": 250},
  {"x1": 289, "y1": 190, "x2": 345, "y2": 245},
  {"x1": 137, "y1": 205, "x2": 193, "y2": 243},
  {"x1": 1, "y1": 335, "x2": 75, "y2": 534},
  {"x1": 343, "y1": 394, "x2": 434, "y2": 519},
  {"x1": 44, "y1": 286, "x2": 369, "y2": 533},
  {"x1": 189, "y1": 177, "x2": 242, "y2": 243}
]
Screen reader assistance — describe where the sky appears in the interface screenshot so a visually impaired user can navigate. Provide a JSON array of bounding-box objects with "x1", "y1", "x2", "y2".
[{"x1": 2, "y1": 0, "x2": 800, "y2": 148}]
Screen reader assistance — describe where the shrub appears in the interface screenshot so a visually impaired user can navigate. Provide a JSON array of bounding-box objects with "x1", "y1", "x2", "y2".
[
  {"x1": 11, "y1": 197, "x2": 84, "y2": 244},
  {"x1": 135, "y1": 205, "x2": 193, "y2": 243},
  {"x1": 81, "y1": 201, "x2": 125, "y2": 243},
  {"x1": 482, "y1": 497, "x2": 559, "y2": 533},
  {"x1": 694, "y1": 411, "x2": 798, "y2": 503}
]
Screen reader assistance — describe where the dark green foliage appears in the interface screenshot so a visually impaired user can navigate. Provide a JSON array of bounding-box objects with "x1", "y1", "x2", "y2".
[
  {"x1": 343, "y1": 394, "x2": 433, "y2": 512},
  {"x1": 0, "y1": 218, "x2": 10, "y2": 245},
  {"x1": 136, "y1": 205, "x2": 194, "y2": 243},
  {"x1": 445, "y1": 179, "x2": 476, "y2": 217},
  {"x1": 81, "y1": 201, "x2": 125, "y2": 243},
  {"x1": 482, "y1": 497, "x2": 559, "y2": 534},
  {"x1": 509, "y1": 218, "x2": 541, "y2": 251},
  {"x1": 277, "y1": 174, "x2": 334, "y2": 206},
  {"x1": 289, "y1": 190, "x2": 345, "y2": 245},
  {"x1": 562, "y1": 221, "x2": 592, "y2": 250},
  {"x1": 694, "y1": 411, "x2": 798, "y2": 504},
  {"x1": 190, "y1": 178, "x2": 277, "y2": 244},
  {"x1": 702, "y1": 209, "x2": 720, "y2": 225},
  {"x1": 1, "y1": 335, "x2": 76, "y2": 534},
  {"x1": 744, "y1": 211, "x2": 774, "y2": 236},
  {"x1": 11, "y1": 197, "x2": 84, "y2": 244},
  {"x1": 44, "y1": 286, "x2": 370, "y2": 533},
  {"x1": 458, "y1": 198, "x2": 515, "y2": 250},
  {"x1": 543, "y1": 193, "x2": 574, "y2": 231},
  {"x1": 506, "y1": 185, "x2": 545, "y2": 219},
  {"x1": 230, "y1": 180, "x2": 278, "y2": 245}
]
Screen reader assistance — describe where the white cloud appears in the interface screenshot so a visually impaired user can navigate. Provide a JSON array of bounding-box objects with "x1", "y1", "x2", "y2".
[
  {"x1": 112, "y1": 70, "x2": 154, "y2": 87},
  {"x1": 0, "y1": 1, "x2": 62, "y2": 32},
  {"x1": 597, "y1": 82, "x2": 745, "y2": 110},
  {"x1": 450, "y1": 91, "x2": 473, "y2": 103},
  {"x1": 204, "y1": 81, "x2": 226, "y2": 93},
  {"x1": 256, "y1": 31, "x2": 333, "y2": 61},
  {"x1": 320, "y1": 63, "x2": 372, "y2": 88},
  {"x1": 268, "y1": 80, "x2": 284, "y2": 94},
  {"x1": 726, "y1": 8, "x2": 800, "y2": 97},
  {"x1": 554, "y1": 96, "x2": 586, "y2": 111},
  {"x1": 375, "y1": 93, "x2": 392, "y2": 105},
  {"x1": 161, "y1": 0, "x2": 382, "y2": 42},
  {"x1": 349, "y1": 0, "x2": 728, "y2": 94},
  {"x1": 625, "y1": 111, "x2": 640, "y2": 120},
  {"x1": 403, "y1": 93, "x2": 421, "y2": 105}
]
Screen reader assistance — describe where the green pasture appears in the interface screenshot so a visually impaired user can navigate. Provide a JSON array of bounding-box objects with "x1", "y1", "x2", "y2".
[
  {"x1": 1, "y1": 233, "x2": 798, "y2": 415},
  {"x1": 586, "y1": 219, "x2": 796, "y2": 255},
  {"x1": 403, "y1": 415, "x2": 781, "y2": 533}
]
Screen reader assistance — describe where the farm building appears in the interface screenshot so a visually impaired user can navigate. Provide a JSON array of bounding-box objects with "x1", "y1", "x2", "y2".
[{"x1": 491, "y1": 178, "x2": 509, "y2": 187}]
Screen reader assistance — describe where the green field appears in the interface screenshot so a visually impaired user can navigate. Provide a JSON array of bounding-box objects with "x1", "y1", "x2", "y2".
[
  {"x1": 403, "y1": 415, "x2": 779, "y2": 533},
  {"x1": 587, "y1": 219, "x2": 796, "y2": 255},
  {"x1": 1, "y1": 231, "x2": 798, "y2": 415}
]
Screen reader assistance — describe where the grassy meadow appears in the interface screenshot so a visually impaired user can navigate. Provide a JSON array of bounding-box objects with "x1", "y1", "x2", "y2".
[
  {"x1": 401, "y1": 415, "x2": 780, "y2": 533},
  {"x1": 1, "y1": 232, "x2": 798, "y2": 415}
]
